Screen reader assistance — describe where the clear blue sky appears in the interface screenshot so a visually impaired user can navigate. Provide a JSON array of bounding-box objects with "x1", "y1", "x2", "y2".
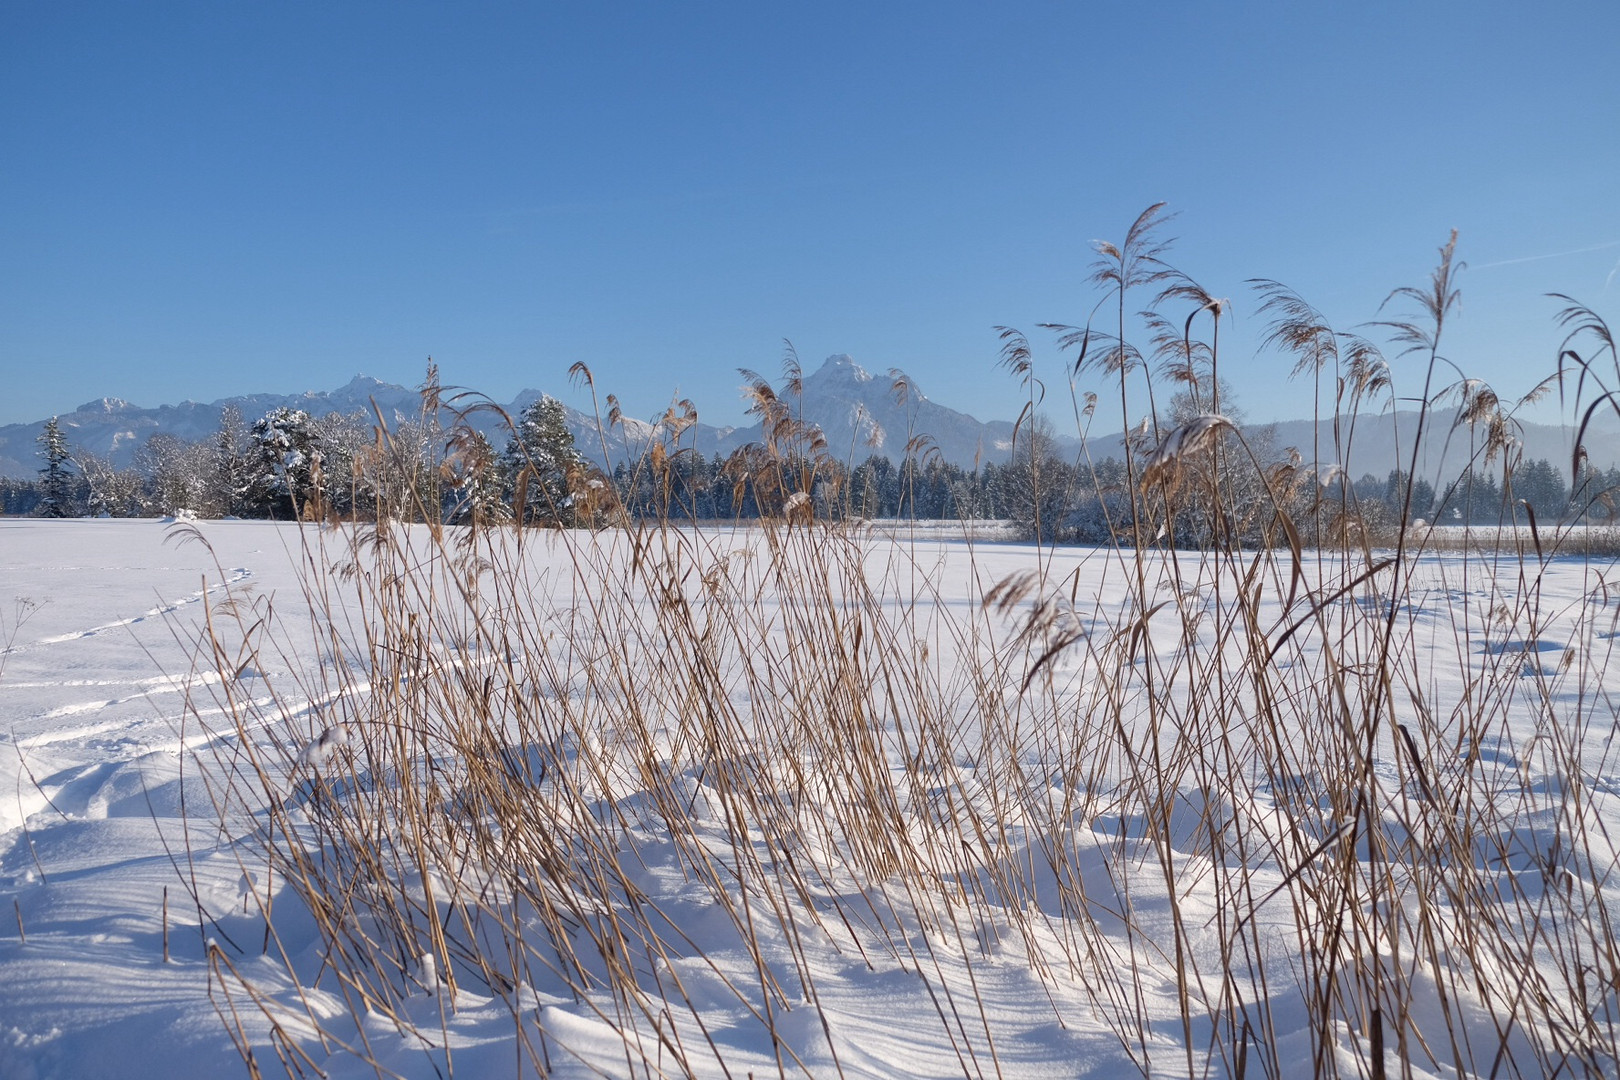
[{"x1": 4, "y1": 1, "x2": 1617, "y2": 431}]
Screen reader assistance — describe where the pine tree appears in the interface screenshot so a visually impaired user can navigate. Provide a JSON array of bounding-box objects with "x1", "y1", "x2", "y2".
[
  {"x1": 444, "y1": 427, "x2": 507, "y2": 527},
  {"x1": 998, "y1": 416, "x2": 1073, "y2": 543},
  {"x1": 1510, "y1": 457, "x2": 1568, "y2": 522},
  {"x1": 250, "y1": 407, "x2": 318, "y2": 518},
  {"x1": 503, "y1": 396, "x2": 581, "y2": 524},
  {"x1": 36, "y1": 417, "x2": 76, "y2": 518},
  {"x1": 210, "y1": 405, "x2": 254, "y2": 517}
]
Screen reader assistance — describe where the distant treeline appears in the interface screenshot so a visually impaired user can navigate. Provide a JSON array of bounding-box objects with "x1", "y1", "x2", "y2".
[{"x1": 7, "y1": 379, "x2": 1619, "y2": 547}]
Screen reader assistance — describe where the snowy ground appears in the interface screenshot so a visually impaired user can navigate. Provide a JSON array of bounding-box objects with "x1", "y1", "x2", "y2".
[{"x1": 3, "y1": 519, "x2": 1619, "y2": 1079}]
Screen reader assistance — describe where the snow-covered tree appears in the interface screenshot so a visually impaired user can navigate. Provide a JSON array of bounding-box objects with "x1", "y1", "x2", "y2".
[
  {"x1": 36, "y1": 417, "x2": 77, "y2": 518},
  {"x1": 348, "y1": 415, "x2": 426, "y2": 522},
  {"x1": 443, "y1": 426, "x2": 508, "y2": 527},
  {"x1": 503, "y1": 396, "x2": 582, "y2": 524},
  {"x1": 306, "y1": 411, "x2": 370, "y2": 518},
  {"x1": 78, "y1": 453, "x2": 146, "y2": 517},
  {"x1": 247, "y1": 407, "x2": 375, "y2": 520},
  {"x1": 995, "y1": 416, "x2": 1074, "y2": 544},
  {"x1": 250, "y1": 407, "x2": 318, "y2": 517},
  {"x1": 208, "y1": 405, "x2": 255, "y2": 518},
  {"x1": 136, "y1": 433, "x2": 214, "y2": 516}
]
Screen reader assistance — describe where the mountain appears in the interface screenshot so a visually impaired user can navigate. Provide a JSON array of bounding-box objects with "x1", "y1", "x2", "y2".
[
  {"x1": 0, "y1": 359, "x2": 1035, "y2": 479},
  {"x1": 2, "y1": 359, "x2": 1615, "y2": 480},
  {"x1": 0, "y1": 376, "x2": 427, "y2": 478},
  {"x1": 782, "y1": 354, "x2": 1041, "y2": 467},
  {"x1": 1255, "y1": 411, "x2": 1620, "y2": 484},
  {"x1": 0, "y1": 375, "x2": 748, "y2": 480}
]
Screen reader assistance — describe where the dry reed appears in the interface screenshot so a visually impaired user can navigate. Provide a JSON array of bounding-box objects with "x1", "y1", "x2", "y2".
[{"x1": 159, "y1": 216, "x2": 1620, "y2": 1079}]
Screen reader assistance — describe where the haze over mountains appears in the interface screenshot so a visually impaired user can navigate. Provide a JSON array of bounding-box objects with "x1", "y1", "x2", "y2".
[{"x1": 1, "y1": 355, "x2": 1613, "y2": 483}]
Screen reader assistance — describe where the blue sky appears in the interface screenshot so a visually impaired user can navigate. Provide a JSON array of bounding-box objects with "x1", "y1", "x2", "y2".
[{"x1": 4, "y1": 1, "x2": 1617, "y2": 432}]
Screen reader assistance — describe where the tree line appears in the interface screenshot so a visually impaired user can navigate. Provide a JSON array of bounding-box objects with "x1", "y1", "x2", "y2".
[{"x1": 8, "y1": 367, "x2": 1618, "y2": 543}]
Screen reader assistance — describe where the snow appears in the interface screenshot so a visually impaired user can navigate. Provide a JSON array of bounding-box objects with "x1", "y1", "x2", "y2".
[{"x1": 2, "y1": 518, "x2": 1619, "y2": 1078}]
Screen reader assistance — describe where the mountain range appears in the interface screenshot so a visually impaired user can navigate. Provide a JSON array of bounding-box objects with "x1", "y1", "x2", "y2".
[{"x1": 2, "y1": 356, "x2": 1615, "y2": 482}]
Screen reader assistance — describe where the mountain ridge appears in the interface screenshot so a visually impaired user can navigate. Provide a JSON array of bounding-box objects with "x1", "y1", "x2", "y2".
[{"x1": 1, "y1": 356, "x2": 1615, "y2": 481}]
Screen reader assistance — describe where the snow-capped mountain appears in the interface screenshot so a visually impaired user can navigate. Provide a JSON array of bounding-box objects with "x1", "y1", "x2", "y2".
[
  {"x1": 0, "y1": 359, "x2": 1032, "y2": 478},
  {"x1": 0, "y1": 376, "x2": 429, "y2": 478},
  {"x1": 781, "y1": 354, "x2": 1040, "y2": 468},
  {"x1": 1, "y1": 358, "x2": 1614, "y2": 480}
]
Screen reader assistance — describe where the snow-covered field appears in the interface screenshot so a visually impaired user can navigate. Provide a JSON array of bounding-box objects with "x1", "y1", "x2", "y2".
[{"x1": 3, "y1": 518, "x2": 1619, "y2": 1079}]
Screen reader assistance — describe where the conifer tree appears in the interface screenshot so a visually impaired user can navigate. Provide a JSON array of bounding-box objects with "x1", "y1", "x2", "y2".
[
  {"x1": 503, "y1": 396, "x2": 581, "y2": 524},
  {"x1": 250, "y1": 407, "x2": 318, "y2": 517},
  {"x1": 36, "y1": 417, "x2": 76, "y2": 518},
  {"x1": 211, "y1": 404, "x2": 254, "y2": 517}
]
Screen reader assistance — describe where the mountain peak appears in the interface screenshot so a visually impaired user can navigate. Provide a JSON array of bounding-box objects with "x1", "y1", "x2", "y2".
[
  {"x1": 810, "y1": 353, "x2": 873, "y2": 384},
  {"x1": 74, "y1": 396, "x2": 136, "y2": 415},
  {"x1": 318, "y1": 374, "x2": 397, "y2": 400}
]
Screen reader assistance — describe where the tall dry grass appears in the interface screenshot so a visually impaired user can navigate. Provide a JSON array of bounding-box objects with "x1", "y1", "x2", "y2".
[{"x1": 165, "y1": 217, "x2": 1620, "y2": 1079}]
